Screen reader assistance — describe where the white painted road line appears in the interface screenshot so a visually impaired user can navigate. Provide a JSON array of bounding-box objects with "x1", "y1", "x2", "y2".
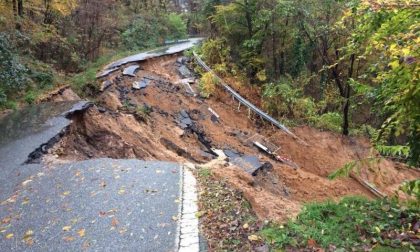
[{"x1": 178, "y1": 166, "x2": 200, "y2": 252}]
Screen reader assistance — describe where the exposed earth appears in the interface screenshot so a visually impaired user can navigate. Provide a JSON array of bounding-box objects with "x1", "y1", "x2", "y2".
[
  {"x1": 1, "y1": 42, "x2": 418, "y2": 252},
  {"x1": 49, "y1": 52, "x2": 419, "y2": 222}
]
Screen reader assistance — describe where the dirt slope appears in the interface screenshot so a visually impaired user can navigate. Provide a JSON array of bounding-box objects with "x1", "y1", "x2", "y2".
[{"x1": 48, "y1": 54, "x2": 419, "y2": 222}]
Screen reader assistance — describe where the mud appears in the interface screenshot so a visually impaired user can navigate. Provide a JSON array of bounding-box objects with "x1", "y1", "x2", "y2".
[{"x1": 48, "y1": 53, "x2": 419, "y2": 222}]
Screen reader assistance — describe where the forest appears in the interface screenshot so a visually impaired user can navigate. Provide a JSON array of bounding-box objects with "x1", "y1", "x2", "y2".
[{"x1": 0, "y1": 0, "x2": 419, "y2": 251}]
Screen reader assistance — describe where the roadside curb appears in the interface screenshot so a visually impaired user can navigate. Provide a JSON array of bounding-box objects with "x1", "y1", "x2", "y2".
[{"x1": 178, "y1": 165, "x2": 200, "y2": 252}]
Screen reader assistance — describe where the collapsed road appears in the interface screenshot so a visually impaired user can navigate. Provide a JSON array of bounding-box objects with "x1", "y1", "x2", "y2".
[
  {"x1": 1, "y1": 38, "x2": 419, "y2": 252},
  {"x1": 0, "y1": 40, "x2": 204, "y2": 252}
]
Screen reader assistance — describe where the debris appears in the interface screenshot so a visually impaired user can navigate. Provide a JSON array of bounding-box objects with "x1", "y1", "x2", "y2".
[
  {"x1": 252, "y1": 140, "x2": 299, "y2": 169},
  {"x1": 160, "y1": 138, "x2": 200, "y2": 163},
  {"x1": 100, "y1": 80, "x2": 113, "y2": 92},
  {"x1": 132, "y1": 78, "x2": 150, "y2": 90},
  {"x1": 175, "y1": 56, "x2": 188, "y2": 65},
  {"x1": 223, "y1": 149, "x2": 266, "y2": 176},
  {"x1": 208, "y1": 107, "x2": 220, "y2": 123},
  {"x1": 177, "y1": 110, "x2": 193, "y2": 129},
  {"x1": 96, "y1": 67, "x2": 119, "y2": 79},
  {"x1": 180, "y1": 78, "x2": 196, "y2": 96},
  {"x1": 178, "y1": 65, "x2": 193, "y2": 78},
  {"x1": 123, "y1": 65, "x2": 140, "y2": 77}
]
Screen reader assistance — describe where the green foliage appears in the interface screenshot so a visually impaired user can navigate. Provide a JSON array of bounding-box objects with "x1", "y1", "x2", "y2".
[
  {"x1": 29, "y1": 71, "x2": 54, "y2": 89},
  {"x1": 0, "y1": 33, "x2": 28, "y2": 105},
  {"x1": 342, "y1": 2, "x2": 420, "y2": 166},
  {"x1": 166, "y1": 13, "x2": 188, "y2": 40},
  {"x1": 262, "y1": 79, "x2": 315, "y2": 119},
  {"x1": 199, "y1": 72, "x2": 218, "y2": 98},
  {"x1": 310, "y1": 112, "x2": 343, "y2": 133},
  {"x1": 24, "y1": 90, "x2": 37, "y2": 104},
  {"x1": 198, "y1": 39, "x2": 231, "y2": 76},
  {"x1": 328, "y1": 157, "x2": 379, "y2": 180},
  {"x1": 122, "y1": 13, "x2": 187, "y2": 50},
  {"x1": 375, "y1": 145, "x2": 410, "y2": 160},
  {"x1": 399, "y1": 180, "x2": 420, "y2": 208},
  {"x1": 261, "y1": 196, "x2": 419, "y2": 250}
]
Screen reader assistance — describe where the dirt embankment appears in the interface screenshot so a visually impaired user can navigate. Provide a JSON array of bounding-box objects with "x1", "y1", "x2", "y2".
[{"x1": 46, "y1": 54, "x2": 419, "y2": 222}]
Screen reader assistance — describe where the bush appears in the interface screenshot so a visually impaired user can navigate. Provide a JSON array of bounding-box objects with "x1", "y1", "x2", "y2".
[
  {"x1": 199, "y1": 72, "x2": 218, "y2": 98},
  {"x1": 24, "y1": 90, "x2": 37, "y2": 104},
  {"x1": 166, "y1": 13, "x2": 187, "y2": 40},
  {"x1": 0, "y1": 33, "x2": 28, "y2": 102},
  {"x1": 262, "y1": 80, "x2": 307, "y2": 118},
  {"x1": 310, "y1": 112, "x2": 343, "y2": 132},
  {"x1": 261, "y1": 196, "x2": 419, "y2": 250},
  {"x1": 122, "y1": 13, "x2": 187, "y2": 50},
  {"x1": 30, "y1": 71, "x2": 54, "y2": 89}
]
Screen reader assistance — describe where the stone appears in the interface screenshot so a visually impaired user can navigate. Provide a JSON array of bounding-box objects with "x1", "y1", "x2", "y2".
[
  {"x1": 100, "y1": 80, "x2": 113, "y2": 92},
  {"x1": 123, "y1": 65, "x2": 140, "y2": 77}
]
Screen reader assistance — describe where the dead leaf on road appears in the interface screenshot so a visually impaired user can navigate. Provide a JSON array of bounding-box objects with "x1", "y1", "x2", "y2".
[
  {"x1": 63, "y1": 236, "x2": 74, "y2": 242},
  {"x1": 5, "y1": 233, "x2": 13, "y2": 239},
  {"x1": 77, "y1": 229, "x2": 85, "y2": 237},
  {"x1": 111, "y1": 217, "x2": 119, "y2": 227},
  {"x1": 62, "y1": 226, "x2": 71, "y2": 231}
]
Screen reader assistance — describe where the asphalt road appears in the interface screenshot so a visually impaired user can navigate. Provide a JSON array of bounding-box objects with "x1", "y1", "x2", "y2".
[{"x1": 0, "y1": 102, "x2": 182, "y2": 252}]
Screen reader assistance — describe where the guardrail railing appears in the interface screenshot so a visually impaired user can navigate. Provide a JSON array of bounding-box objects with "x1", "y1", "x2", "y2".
[{"x1": 193, "y1": 52, "x2": 301, "y2": 140}]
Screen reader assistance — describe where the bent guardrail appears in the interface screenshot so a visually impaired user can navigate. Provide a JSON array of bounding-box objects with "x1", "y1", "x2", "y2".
[{"x1": 193, "y1": 52, "x2": 300, "y2": 140}]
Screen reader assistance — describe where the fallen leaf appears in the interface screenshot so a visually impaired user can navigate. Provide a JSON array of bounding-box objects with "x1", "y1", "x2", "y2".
[
  {"x1": 62, "y1": 226, "x2": 71, "y2": 231},
  {"x1": 77, "y1": 229, "x2": 85, "y2": 237},
  {"x1": 5, "y1": 233, "x2": 13, "y2": 239},
  {"x1": 2, "y1": 217, "x2": 11, "y2": 224},
  {"x1": 62, "y1": 191, "x2": 70, "y2": 196},
  {"x1": 111, "y1": 217, "x2": 119, "y2": 227},
  {"x1": 22, "y1": 197, "x2": 30, "y2": 205},
  {"x1": 171, "y1": 216, "x2": 178, "y2": 221},
  {"x1": 195, "y1": 211, "x2": 206, "y2": 218},
  {"x1": 243, "y1": 223, "x2": 249, "y2": 229},
  {"x1": 248, "y1": 234, "x2": 261, "y2": 241},
  {"x1": 24, "y1": 229, "x2": 33, "y2": 238},
  {"x1": 63, "y1": 236, "x2": 74, "y2": 242},
  {"x1": 23, "y1": 230, "x2": 34, "y2": 246},
  {"x1": 22, "y1": 180, "x2": 33, "y2": 186},
  {"x1": 118, "y1": 187, "x2": 126, "y2": 195},
  {"x1": 307, "y1": 239, "x2": 317, "y2": 247}
]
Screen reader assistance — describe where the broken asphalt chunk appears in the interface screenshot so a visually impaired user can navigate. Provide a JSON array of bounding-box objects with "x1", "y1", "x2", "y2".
[
  {"x1": 123, "y1": 65, "x2": 140, "y2": 77},
  {"x1": 132, "y1": 78, "x2": 150, "y2": 90}
]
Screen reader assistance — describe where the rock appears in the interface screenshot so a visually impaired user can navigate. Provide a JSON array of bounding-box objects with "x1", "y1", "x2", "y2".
[
  {"x1": 100, "y1": 80, "x2": 113, "y2": 92},
  {"x1": 96, "y1": 67, "x2": 119, "y2": 79},
  {"x1": 132, "y1": 78, "x2": 150, "y2": 90},
  {"x1": 123, "y1": 65, "x2": 140, "y2": 77},
  {"x1": 178, "y1": 65, "x2": 193, "y2": 78}
]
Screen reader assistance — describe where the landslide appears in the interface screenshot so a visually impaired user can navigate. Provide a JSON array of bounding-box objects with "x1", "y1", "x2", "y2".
[{"x1": 47, "y1": 53, "x2": 419, "y2": 222}]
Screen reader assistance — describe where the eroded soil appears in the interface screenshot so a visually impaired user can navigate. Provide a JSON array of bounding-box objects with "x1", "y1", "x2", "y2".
[{"x1": 47, "y1": 54, "x2": 419, "y2": 222}]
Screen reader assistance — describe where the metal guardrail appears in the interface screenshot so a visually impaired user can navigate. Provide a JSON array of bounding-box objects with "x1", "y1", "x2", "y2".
[{"x1": 193, "y1": 52, "x2": 300, "y2": 140}]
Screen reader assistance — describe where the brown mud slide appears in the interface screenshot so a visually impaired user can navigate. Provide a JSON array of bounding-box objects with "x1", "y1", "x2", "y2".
[{"x1": 45, "y1": 53, "x2": 419, "y2": 222}]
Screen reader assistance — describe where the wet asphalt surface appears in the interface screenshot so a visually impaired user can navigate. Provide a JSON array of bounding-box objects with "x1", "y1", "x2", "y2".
[{"x1": 0, "y1": 102, "x2": 182, "y2": 251}]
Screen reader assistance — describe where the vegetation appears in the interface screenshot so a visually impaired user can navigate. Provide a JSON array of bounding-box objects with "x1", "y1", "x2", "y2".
[
  {"x1": 261, "y1": 196, "x2": 419, "y2": 250},
  {"x1": 0, "y1": 0, "x2": 188, "y2": 107},
  {"x1": 193, "y1": 0, "x2": 419, "y2": 166}
]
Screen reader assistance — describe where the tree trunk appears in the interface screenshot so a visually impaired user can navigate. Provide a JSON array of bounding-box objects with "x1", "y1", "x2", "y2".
[
  {"x1": 244, "y1": 0, "x2": 253, "y2": 38},
  {"x1": 342, "y1": 53, "x2": 356, "y2": 136},
  {"x1": 17, "y1": 0, "x2": 23, "y2": 17}
]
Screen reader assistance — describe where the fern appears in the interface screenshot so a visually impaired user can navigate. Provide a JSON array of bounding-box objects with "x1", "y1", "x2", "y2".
[
  {"x1": 328, "y1": 161, "x2": 357, "y2": 180},
  {"x1": 375, "y1": 145, "x2": 410, "y2": 159}
]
